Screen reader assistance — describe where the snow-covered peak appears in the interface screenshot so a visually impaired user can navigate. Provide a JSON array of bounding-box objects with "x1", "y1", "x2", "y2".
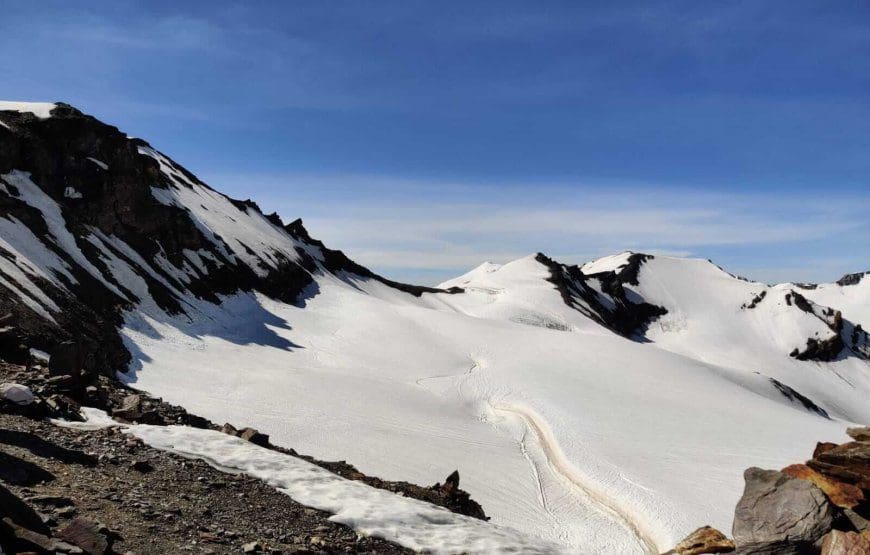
[
  {"x1": 580, "y1": 251, "x2": 635, "y2": 275},
  {"x1": 0, "y1": 101, "x2": 57, "y2": 119}
]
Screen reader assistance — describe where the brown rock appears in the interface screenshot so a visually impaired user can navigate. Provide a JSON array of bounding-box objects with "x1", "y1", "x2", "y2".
[
  {"x1": 664, "y1": 525, "x2": 735, "y2": 554},
  {"x1": 782, "y1": 463, "x2": 864, "y2": 509},
  {"x1": 809, "y1": 440, "x2": 870, "y2": 491},
  {"x1": 57, "y1": 518, "x2": 109, "y2": 555},
  {"x1": 847, "y1": 427, "x2": 870, "y2": 443},
  {"x1": 220, "y1": 422, "x2": 238, "y2": 436},
  {"x1": 815, "y1": 442, "x2": 839, "y2": 458},
  {"x1": 238, "y1": 427, "x2": 270, "y2": 447},
  {"x1": 820, "y1": 530, "x2": 870, "y2": 555},
  {"x1": 111, "y1": 394, "x2": 142, "y2": 420}
]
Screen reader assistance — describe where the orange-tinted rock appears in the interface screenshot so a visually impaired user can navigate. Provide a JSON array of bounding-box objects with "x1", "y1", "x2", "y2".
[
  {"x1": 820, "y1": 529, "x2": 870, "y2": 555},
  {"x1": 664, "y1": 525, "x2": 735, "y2": 554},
  {"x1": 782, "y1": 463, "x2": 864, "y2": 509}
]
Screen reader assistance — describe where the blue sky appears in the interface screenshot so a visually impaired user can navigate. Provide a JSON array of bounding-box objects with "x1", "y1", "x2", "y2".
[{"x1": 2, "y1": 1, "x2": 868, "y2": 284}]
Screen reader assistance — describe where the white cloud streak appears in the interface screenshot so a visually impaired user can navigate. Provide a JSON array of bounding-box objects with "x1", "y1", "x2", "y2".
[{"x1": 203, "y1": 171, "x2": 870, "y2": 284}]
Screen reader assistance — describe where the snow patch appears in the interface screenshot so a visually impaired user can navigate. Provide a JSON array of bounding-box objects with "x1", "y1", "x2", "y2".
[
  {"x1": 86, "y1": 157, "x2": 109, "y2": 170},
  {"x1": 0, "y1": 101, "x2": 57, "y2": 119},
  {"x1": 64, "y1": 186, "x2": 83, "y2": 199}
]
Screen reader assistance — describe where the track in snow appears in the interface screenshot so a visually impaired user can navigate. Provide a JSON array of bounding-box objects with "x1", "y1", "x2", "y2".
[
  {"x1": 490, "y1": 403, "x2": 660, "y2": 554},
  {"x1": 415, "y1": 358, "x2": 659, "y2": 553}
]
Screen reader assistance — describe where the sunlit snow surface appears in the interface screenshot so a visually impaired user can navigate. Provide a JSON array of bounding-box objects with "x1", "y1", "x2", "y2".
[{"x1": 121, "y1": 266, "x2": 864, "y2": 554}]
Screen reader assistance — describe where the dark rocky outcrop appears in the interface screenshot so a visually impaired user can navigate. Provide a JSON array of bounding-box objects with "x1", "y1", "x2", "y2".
[
  {"x1": 769, "y1": 378, "x2": 830, "y2": 418},
  {"x1": 0, "y1": 104, "x2": 457, "y2": 382},
  {"x1": 836, "y1": 272, "x2": 869, "y2": 287},
  {"x1": 535, "y1": 252, "x2": 667, "y2": 338}
]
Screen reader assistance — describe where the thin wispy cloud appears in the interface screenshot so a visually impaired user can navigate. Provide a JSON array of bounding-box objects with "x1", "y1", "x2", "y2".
[{"x1": 204, "y1": 171, "x2": 870, "y2": 285}]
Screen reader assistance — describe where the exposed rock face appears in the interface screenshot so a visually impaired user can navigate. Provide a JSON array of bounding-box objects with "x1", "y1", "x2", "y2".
[
  {"x1": 0, "y1": 104, "x2": 456, "y2": 379},
  {"x1": 664, "y1": 525, "x2": 735, "y2": 554},
  {"x1": 836, "y1": 272, "x2": 869, "y2": 287},
  {"x1": 732, "y1": 467, "x2": 835, "y2": 552},
  {"x1": 808, "y1": 442, "x2": 870, "y2": 493},
  {"x1": 768, "y1": 378, "x2": 829, "y2": 419},
  {"x1": 535, "y1": 252, "x2": 668, "y2": 338}
]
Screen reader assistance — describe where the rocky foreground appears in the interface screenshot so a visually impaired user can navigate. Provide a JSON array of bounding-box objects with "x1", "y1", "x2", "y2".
[
  {"x1": 0, "y1": 351, "x2": 486, "y2": 554},
  {"x1": 664, "y1": 428, "x2": 870, "y2": 555}
]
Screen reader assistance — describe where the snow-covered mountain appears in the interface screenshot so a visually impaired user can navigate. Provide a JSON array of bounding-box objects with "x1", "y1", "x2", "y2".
[{"x1": 1, "y1": 102, "x2": 868, "y2": 554}]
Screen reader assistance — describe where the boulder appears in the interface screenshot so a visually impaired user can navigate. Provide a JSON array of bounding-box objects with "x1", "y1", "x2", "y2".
[
  {"x1": 732, "y1": 468, "x2": 835, "y2": 553},
  {"x1": 111, "y1": 394, "x2": 158, "y2": 423},
  {"x1": 0, "y1": 382, "x2": 34, "y2": 405},
  {"x1": 664, "y1": 526, "x2": 735, "y2": 554},
  {"x1": 819, "y1": 530, "x2": 870, "y2": 555},
  {"x1": 49, "y1": 340, "x2": 84, "y2": 379},
  {"x1": 846, "y1": 427, "x2": 870, "y2": 443},
  {"x1": 809, "y1": 441, "x2": 870, "y2": 490},
  {"x1": 220, "y1": 422, "x2": 238, "y2": 436},
  {"x1": 57, "y1": 518, "x2": 109, "y2": 555},
  {"x1": 782, "y1": 463, "x2": 863, "y2": 509},
  {"x1": 111, "y1": 394, "x2": 142, "y2": 420},
  {"x1": 238, "y1": 427, "x2": 270, "y2": 447}
]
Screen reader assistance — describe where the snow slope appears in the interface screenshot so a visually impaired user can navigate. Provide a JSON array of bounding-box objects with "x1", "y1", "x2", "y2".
[{"x1": 120, "y1": 269, "x2": 866, "y2": 553}]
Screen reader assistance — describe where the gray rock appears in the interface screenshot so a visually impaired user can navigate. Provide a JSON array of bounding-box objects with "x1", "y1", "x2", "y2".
[
  {"x1": 843, "y1": 508, "x2": 870, "y2": 533},
  {"x1": 732, "y1": 468, "x2": 835, "y2": 553},
  {"x1": 0, "y1": 382, "x2": 34, "y2": 405}
]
